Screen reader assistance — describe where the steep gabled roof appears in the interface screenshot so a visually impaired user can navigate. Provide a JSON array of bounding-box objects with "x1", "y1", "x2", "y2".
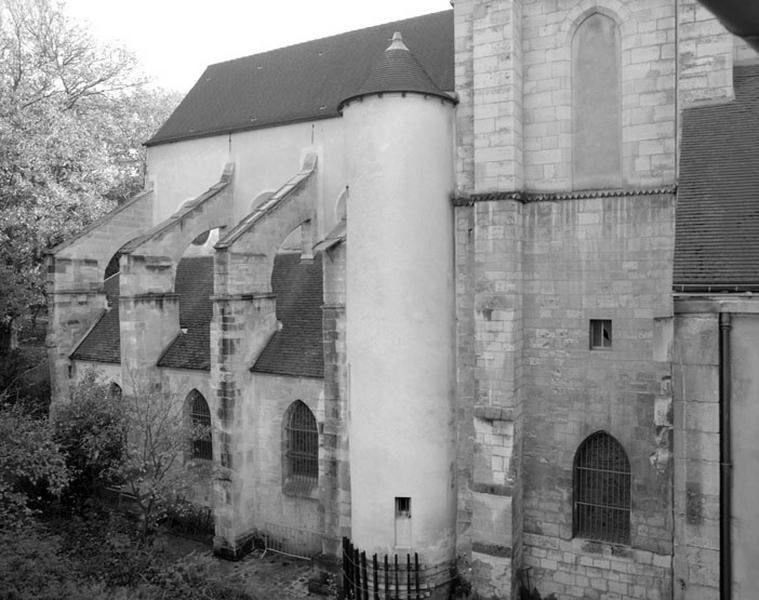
[
  {"x1": 674, "y1": 65, "x2": 759, "y2": 292},
  {"x1": 146, "y1": 10, "x2": 453, "y2": 146},
  {"x1": 252, "y1": 252, "x2": 324, "y2": 379}
]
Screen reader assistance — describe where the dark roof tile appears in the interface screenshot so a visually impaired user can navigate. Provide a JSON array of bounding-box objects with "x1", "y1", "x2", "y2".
[
  {"x1": 72, "y1": 256, "x2": 216, "y2": 369},
  {"x1": 70, "y1": 274, "x2": 121, "y2": 363},
  {"x1": 146, "y1": 11, "x2": 453, "y2": 146},
  {"x1": 252, "y1": 252, "x2": 324, "y2": 378},
  {"x1": 674, "y1": 65, "x2": 759, "y2": 292},
  {"x1": 339, "y1": 32, "x2": 452, "y2": 109},
  {"x1": 158, "y1": 256, "x2": 214, "y2": 370}
]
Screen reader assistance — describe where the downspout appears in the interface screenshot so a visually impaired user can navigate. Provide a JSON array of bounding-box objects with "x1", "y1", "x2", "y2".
[{"x1": 719, "y1": 312, "x2": 732, "y2": 600}]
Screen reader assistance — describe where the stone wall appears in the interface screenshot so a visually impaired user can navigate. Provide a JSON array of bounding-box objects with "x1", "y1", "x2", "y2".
[
  {"x1": 672, "y1": 308, "x2": 719, "y2": 600},
  {"x1": 677, "y1": 0, "x2": 735, "y2": 108},
  {"x1": 673, "y1": 301, "x2": 759, "y2": 600},
  {"x1": 520, "y1": 192, "x2": 674, "y2": 599},
  {"x1": 235, "y1": 373, "x2": 323, "y2": 550},
  {"x1": 455, "y1": 191, "x2": 676, "y2": 598},
  {"x1": 47, "y1": 189, "x2": 154, "y2": 403},
  {"x1": 455, "y1": 0, "x2": 698, "y2": 195},
  {"x1": 209, "y1": 156, "x2": 322, "y2": 557},
  {"x1": 321, "y1": 241, "x2": 350, "y2": 556}
]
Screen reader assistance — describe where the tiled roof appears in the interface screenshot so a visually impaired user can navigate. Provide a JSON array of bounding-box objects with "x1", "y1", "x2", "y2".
[
  {"x1": 146, "y1": 11, "x2": 453, "y2": 146},
  {"x1": 252, "y1": 253, "x2": 324, "y2": 379},
  {"x1": 72, "y1": 252, "x2": 324, "y2": 375},
  {"x1": 339, "y1": 32, "x2": 453, "y2": 110},
  {"x1": 70, "y1": 274, "x2": 121, "y2": 363},
  {"x1": 72, "y1": 256, "x2": 215, "y2": 368},
  {"x1": 157, "y1": 256, "x2": 214, "y2": 370},
  {"x1": 674, "y1": 65, "x2": 759, "y2": 292}
]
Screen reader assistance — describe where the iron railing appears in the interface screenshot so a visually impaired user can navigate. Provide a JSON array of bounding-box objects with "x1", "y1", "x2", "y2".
[{"x1": 341, "y1": 537, "x2": 454, "y2": 600}]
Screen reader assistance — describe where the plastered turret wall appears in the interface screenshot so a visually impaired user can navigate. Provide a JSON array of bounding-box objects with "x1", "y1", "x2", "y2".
[{"x1": 342, "y1": 61, "x2": 457, "y2": 570}]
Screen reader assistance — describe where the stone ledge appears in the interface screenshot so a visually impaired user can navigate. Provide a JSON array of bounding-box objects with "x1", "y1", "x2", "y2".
[
  {"x1": 472, "y1": 542, "x2": 512, "y2": 558},
  {"x1": 211, "y1": 293, "x2": 277, "y2": 301},
  {"x1": 472, "y1": 482, "x2": 513, "y2": 496},
  {"x1": 119, "y1": 292, "x2": 179, "y2": 302},
  {"x1": 473, "y1": 405, "x2": 513, "y2": 421}
]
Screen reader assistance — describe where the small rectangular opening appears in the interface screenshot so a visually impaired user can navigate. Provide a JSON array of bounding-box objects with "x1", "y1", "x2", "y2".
[
  {"x1": 590, "y1": 319, "x2": 612, "y2": 349},
  {"x1": 395, "y1": 497, "x2": 411, "y2": 547},
  {"x1": 395, "y1": 497, "x2": 411, "y2": 517}
]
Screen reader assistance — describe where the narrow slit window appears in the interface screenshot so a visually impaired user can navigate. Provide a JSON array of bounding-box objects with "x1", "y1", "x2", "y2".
[{"x1": 590, "y1": 319, "x2": 612, "y2": 349}]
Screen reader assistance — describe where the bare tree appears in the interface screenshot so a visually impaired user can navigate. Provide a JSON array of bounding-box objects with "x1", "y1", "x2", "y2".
[{"x1": 117, "y1": 375, "x2": 213, "y2": 541}]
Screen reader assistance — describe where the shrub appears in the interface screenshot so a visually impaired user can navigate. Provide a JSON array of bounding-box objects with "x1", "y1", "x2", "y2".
[
  {"x1": 0, "y1": 402, "x2": 68, "y2": 522},
  {"x1": 51, "y1": 370, "x2": 126, "y2": 510}
]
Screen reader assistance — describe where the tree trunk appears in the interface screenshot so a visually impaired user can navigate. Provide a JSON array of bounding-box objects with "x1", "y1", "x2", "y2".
[{"x1": 0, "y1": 320, "x2": 16, "y2": 356}]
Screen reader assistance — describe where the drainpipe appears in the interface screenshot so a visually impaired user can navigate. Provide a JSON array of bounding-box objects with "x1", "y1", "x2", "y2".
[{"x1": 719, "y1": 312, "x2": 732, "y2": 600}]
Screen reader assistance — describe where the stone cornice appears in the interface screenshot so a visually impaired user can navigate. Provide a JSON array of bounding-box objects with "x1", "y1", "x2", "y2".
[{"x1": 452, "y1": 185, "x2": 677, "y2": 206}]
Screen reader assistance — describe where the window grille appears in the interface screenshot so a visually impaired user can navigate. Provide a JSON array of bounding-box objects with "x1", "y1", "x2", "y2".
[
  {"x1": 189, "y1": 391, "x2": 212, "y2": 460},
  {"x1": 573, "y1": 431, "x2": 631, "y2": 544},
  {"x1": 285, "y1": 401, "x2": 318, "y2": 487}
]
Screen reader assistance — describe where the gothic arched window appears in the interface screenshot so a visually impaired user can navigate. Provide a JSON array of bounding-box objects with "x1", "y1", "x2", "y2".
[
  {"x1": 572, "y1": 12, "x2": 621, "y2": 189},
  {"x1": 188, "y1": 390, "x2": 212, "y2": 460},
  {"x1": 573, "y1": 431, "x2": 631, "y2": 544},
  {"x1": 108, "y1": 382, "x2": 122, "y2": 400},
  {"x1": 284, "y1": 401, "x2": 318, "y2": 489}
]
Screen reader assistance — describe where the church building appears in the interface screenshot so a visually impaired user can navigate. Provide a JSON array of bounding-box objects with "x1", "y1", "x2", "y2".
[{"x1": 48, "y1": 1, "x2": 759, "y2": 598}]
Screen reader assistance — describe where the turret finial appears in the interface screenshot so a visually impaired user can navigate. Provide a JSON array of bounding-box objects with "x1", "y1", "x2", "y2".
[{"x1": 387, "y1": 31, "x2": 409, "y2": 52}]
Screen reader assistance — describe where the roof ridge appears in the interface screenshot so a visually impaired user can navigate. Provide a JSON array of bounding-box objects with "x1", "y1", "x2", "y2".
[
  {"x1": 147, "y1": 11, "x2": 453, "y2": 146},
  {"x1": 204, "y1": 10, "x2": 452, "y2": 70}
]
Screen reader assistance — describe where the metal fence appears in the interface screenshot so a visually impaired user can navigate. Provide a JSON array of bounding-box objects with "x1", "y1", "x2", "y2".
[
  {"x1": 341, "y1": 537, "x2": 453, "y2": 600},
  {"x1": 261, "y1": 521, "x2": 322, "y2": 560}
]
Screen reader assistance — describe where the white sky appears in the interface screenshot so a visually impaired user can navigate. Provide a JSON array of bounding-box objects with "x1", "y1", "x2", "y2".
[{"x1": 65, "y1": 0, "x2": 451, "y2": 93}]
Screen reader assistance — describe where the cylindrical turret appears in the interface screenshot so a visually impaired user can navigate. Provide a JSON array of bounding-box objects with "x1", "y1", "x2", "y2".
[{"x1": 341, "y1": 33, "x2": 457, "y2": 568}]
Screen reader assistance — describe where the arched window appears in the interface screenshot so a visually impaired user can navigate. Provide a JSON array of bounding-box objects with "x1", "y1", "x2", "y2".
[
  {"x1": 188, "y1": 390, "x2": 212, "y2": 460},
  {"x1": 572, "y1": 12, "x2": 621, "y2": 189},
  {"x1": 108, "y1": 382, "x2": 122, "y2": 400},
  {"x1": 573, "y1": 431, "x2": 631, "y2": 544},
  {"x1": 284, "y1": 401, "x2": 318, "y2": 489}
]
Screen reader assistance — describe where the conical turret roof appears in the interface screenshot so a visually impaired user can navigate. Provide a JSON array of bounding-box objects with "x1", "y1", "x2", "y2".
[{"x1": 338, "y1": 32, "x2": 455, "y2": 110}]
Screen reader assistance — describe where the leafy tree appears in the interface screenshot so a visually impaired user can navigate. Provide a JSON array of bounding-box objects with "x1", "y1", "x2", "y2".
[
  {"x1": 0, "y1": 400, "x2": 68, "y2": 522},
  {"x1": 50, "y1": 370, "x2": 126, "y2": 510},
  {"x1": 0, "y1": 0, "x2": 181, "y2": 352},
  {"x1": 51, "y1": 369, "x2": 212, "y2": 540}
]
